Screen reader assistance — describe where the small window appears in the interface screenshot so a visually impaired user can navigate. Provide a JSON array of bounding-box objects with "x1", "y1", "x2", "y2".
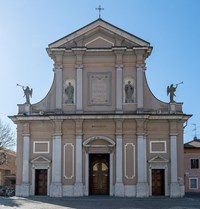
[
  {"x1": 189, "y1": 178, "x2": 198, "y2": 189},
  {"x1": 191, "y1": 159, "x2": 199, "y2": 169}
]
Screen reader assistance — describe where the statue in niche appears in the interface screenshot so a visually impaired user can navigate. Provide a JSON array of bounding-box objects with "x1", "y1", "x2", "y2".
[
  {"x1": 65, "y1": 82, "x2": 74, "y2": 104},
  {"x1": 17, "y1": 84, "x2": 33, "y2": 104},
  {"x1": 167, "y1": 82, "x2": 183, "y2": 103},
  {"x1": 125, "y1": 81, "x2": 134, "y2": 103}
]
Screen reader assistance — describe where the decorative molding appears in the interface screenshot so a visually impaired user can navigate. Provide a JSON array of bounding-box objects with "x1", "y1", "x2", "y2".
[
  {"x1": 85, "y1": 36, "x2": 114, "y2": 47},
  {"x1": 150, "y1": 141, "x2": 167, "y2": 153},
  {"x1": 63, "y1": 143, "x2": 74, "y2": 179},
  {"x1": 189, "y1": 177, "x2": 198, "y2": 190},
  {"x1": 33, "y1": 141, "x2": 50, "y2": 154},
  {"x1": 83, "y1": 136, "x2": 115, "y2": 147},
  {"x1": 124, "y1": 143, "x2": 135, "y2": 179}
]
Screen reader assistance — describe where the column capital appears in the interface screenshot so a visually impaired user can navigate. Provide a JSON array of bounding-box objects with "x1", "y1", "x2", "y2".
[
  {"x1": 75, "y1": 64, "x2": 83, "y2": 69},
  {"x1": 115, "y1": 64, "x2": 123, "y2": 69},
  {"x1": 54, "y1": 120, "x2": 63, "y2": 135},
  {"x1": 54, "y1": 63, "x2": 63, "y2": 71},
  {"x1": 136, "y1": 64, "x2": 146, "y2": 69}
]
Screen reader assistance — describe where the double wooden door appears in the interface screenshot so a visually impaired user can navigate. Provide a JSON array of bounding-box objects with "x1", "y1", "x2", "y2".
[
  {"x1": 89, "y1": 154, "x2": 109, "y2": 195},
  {"x1": 35, "y1": 169, "x2": 47, "y2": 195},
  {"x1": 152, "y1": 169, "x2": 165, "y2": 196}
]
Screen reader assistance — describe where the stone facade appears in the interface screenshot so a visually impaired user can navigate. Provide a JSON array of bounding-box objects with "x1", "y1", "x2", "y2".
[{"x1": 10, "y1": 19, "x2": 191, "y2": 197}]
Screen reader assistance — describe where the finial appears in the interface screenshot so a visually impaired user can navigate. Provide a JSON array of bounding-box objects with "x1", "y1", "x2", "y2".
[{"x1": 95, "y1": 5, "x2": 104, "y2": 18}]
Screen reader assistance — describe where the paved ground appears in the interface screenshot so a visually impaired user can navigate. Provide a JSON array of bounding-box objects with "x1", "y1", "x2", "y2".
[{"x1": 0, "y1": 194, "x2": 200, "y2": 209}]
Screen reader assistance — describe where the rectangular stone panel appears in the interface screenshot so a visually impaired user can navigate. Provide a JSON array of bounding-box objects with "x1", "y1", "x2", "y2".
[
  {"x1": 88, "y1": 72, "x2": 112, "y2": 106},
  {"x1": 33, "y1": 141, "x2": 49, "y2": 153}
]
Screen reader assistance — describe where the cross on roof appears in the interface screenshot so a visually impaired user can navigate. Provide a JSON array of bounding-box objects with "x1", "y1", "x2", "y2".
[{"x1": 95, "y1": 5, "x2": 104, "y2": 19}]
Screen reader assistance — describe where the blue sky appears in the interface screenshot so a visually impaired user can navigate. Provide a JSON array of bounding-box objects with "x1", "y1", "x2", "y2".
[{"x1": 0, "y1": 0, "x2": 200, "y2": 142}]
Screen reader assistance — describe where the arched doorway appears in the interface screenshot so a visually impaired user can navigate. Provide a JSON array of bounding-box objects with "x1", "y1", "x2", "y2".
[{"x1": 83, "y1": 136, "x2": 115, "y2": 196}]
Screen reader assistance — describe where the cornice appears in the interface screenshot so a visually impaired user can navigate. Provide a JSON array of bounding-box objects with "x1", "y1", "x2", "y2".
[{"x1": 9, "y1": 113, "x2": 192, "y2": 122}]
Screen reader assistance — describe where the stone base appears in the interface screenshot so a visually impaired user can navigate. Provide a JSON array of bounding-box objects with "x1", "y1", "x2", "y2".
[
  {"x1": 114, "y1": 183, "x2": 125, "y2": 197},
  {"x1": 74, "y1": 182, "x2": 83, "y2": 196},
  {"x1": 170, "y1": 182, "x2": 183, "y2": 197},
  {"x1": 63, "y1": 185, "x2": 74, "y2": 197},
  {"x1": 50, "y1": 182, "x2": 62, "y2": 197},
  {"x1": 15, "y1": 184, "x2": 30, "y2": 197},
  {"x1": 124, "y1": 185, "x2": 136, "y2": 197},
  {"x1": 136, "y1": 182, "x2": 149, "y2": 197}
]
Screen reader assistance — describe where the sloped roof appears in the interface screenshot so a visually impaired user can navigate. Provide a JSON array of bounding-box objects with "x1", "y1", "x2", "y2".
[
  {"x1": 184, "y1": 138, "x2": 200, "y2": 148},
  {"x1": 48, "y1": 18, "x2": 151, "y2": 49}
]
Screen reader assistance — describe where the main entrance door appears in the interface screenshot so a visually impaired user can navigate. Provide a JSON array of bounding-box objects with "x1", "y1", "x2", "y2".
[
  {"x1": 152, "y1": 169, "x2": 165, "y2": 196},
  {"x1": 89, "y1": 154, "x2": 109, "y2": 195},
  {"x1": 35, "y1": 169, "x2": 47, "y2": 195}
]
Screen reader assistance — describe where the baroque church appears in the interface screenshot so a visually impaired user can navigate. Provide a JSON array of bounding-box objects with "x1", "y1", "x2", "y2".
[{"x1": 10, "y1": 18, "x2": 191, "y2": 197}]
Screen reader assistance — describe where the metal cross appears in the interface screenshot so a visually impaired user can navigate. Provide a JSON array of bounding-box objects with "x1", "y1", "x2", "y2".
[{"x1": 96, "y1": 5, "x2": 104, "y2": 18}]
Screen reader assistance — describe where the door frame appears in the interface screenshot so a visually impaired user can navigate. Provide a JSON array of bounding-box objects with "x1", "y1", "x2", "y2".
[
  {"x1": 35, "y1": 169, "x2": 48, "y2": 195},
  {"x1": 151, "y1": 169, "x2": 165, "y2": 196},
  {"x1": 149, "y1": 165, "x2": 168, "y2": 196},
  {"x1": 89, "y1": 153, "x2": 110, "y2": 195},
  {"x1": 85, "y1": 151, "x2": 113, "y2": 196},
  {"x1": 83, "y1": 136, "x2": 115, "y2": 196},
  {"x1": 31, "y1": 156, "x2": 50, "y2": 196}
]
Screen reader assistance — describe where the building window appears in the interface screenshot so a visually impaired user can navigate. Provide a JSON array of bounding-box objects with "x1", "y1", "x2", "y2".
[
  {"x1": 189, "y1": 178, "x2": 198, "y2": 189},
  {"x1": 191, "y1": 159, "x2": 199, "y2": 169}
]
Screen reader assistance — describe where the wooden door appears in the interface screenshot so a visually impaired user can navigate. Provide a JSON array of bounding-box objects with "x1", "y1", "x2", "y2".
[
  {"x1": 89, "y1": 154, "x2": 109, "y2": 195},
  {"x1": 35, "y1": 169, "x2": 47, "y2": 195},
  {"x1": 152, "y1": 169, "x2": 165, "y2": 196}
]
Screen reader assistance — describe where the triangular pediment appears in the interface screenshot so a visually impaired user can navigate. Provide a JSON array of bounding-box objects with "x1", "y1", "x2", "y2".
[
  {"x1": 148, "y1": 155, "x2": 169, "y2": 163},
  {"x1": 31, "y1": 155, "x2": 51, "y2": 164},
  {"x1": 48, "y1": 19, "x2": 150, "y2": 49}
]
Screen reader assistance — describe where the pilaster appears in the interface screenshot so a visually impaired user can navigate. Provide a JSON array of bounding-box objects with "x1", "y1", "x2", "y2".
[
  {"x1": 136, "y1": 64, "x2": 145, "y2": 113},
  {"x1": 170, "y1": 134, "x2": 181, "y2": 197},
  {"x1": 74, "y1": 120, "x2": 83, "y2": 196},
  {"x1": 115, "y1": 64, "x2": 123, "y2": 113},
  {"x1": 50, "y1": 120, "x2": 62, "y2": 197},
  {"x1": 21, "y1": 134, "x2": 30, "y2": 196},
  {"x1": 76, "y1": 64, "x2": 83, "y2": 113},
  {"x1": 115, "y1": 119, "x2": 124, "y2": 196},
  {"x1": 136, "y1": 119, "x2": 148, "y2": 197},
  {"x1": 54, "y1": 63, "x2": 63, "y2": 111}
]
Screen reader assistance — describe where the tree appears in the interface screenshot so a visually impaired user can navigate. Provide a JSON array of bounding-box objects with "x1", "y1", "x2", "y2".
[{"x1": 0, "y1": 119, "x2": 16, "y2": 150}]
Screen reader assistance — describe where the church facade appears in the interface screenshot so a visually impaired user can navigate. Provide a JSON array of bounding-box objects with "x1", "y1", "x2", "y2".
[{"x1": 10, "y1": 19, "x2": 191, "y2": 197}]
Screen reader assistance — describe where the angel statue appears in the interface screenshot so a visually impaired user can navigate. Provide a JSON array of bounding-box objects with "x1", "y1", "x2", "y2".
[
  {"x1": 167, "y1": 82, "x2": 183, "y2": 103},
  {"x1": 17, "y1": 84, "x2": 33, "y2": 104}
]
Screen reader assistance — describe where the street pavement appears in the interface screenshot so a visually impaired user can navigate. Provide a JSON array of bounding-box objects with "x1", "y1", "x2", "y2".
[{"x1": 0, "y1": 194, "x2": 200, "y2": 209}]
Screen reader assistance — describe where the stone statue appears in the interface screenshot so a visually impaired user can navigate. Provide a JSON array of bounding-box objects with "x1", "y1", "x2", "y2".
[
  {"x1": 17, "y1": 84, "x2": 33, "y2": 104},
  {"x1": 65, "y1": 82, "x2": 74, "y2": 104},
  {"x1": 125, "y1": 81, "x2": 134, "y2": 103},
  {"x1": 167, "y1": 82, "x2": 183, "y2": 103}
]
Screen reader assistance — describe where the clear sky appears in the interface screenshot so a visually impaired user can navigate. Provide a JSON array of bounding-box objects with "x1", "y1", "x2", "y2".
[{"x1": 0, "y1": 0, "x2": 200, "y2": 142}]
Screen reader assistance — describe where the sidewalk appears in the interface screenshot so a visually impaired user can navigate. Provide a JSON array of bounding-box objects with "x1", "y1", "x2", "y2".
[{"x1": 0, "y1": 195, "x2": 200, "y2": 209}]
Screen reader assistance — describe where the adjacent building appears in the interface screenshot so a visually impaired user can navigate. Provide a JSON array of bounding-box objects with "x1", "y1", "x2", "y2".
[
  {"x1": 184, "y1": 137, "x2": 200, "y2": 192},
  {"x1": 0, "y1": 148, "x2": 16, "y2": 187},
  {"x1": 9, "y1": 18, "x2": 191, "y2": 197}
]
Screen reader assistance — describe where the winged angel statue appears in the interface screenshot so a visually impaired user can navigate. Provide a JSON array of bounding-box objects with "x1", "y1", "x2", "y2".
[
  {"x1": 17, "y1": 84, "x2": 33, "y2": 104},
  {"x1": 167, "y1": 82, "x2": 183, "y2": 103}
]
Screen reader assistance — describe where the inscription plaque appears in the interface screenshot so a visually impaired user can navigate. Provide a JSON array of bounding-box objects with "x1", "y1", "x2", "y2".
[{"x1": 88, "y1": 72, "x2": 111, "y2": 105}]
